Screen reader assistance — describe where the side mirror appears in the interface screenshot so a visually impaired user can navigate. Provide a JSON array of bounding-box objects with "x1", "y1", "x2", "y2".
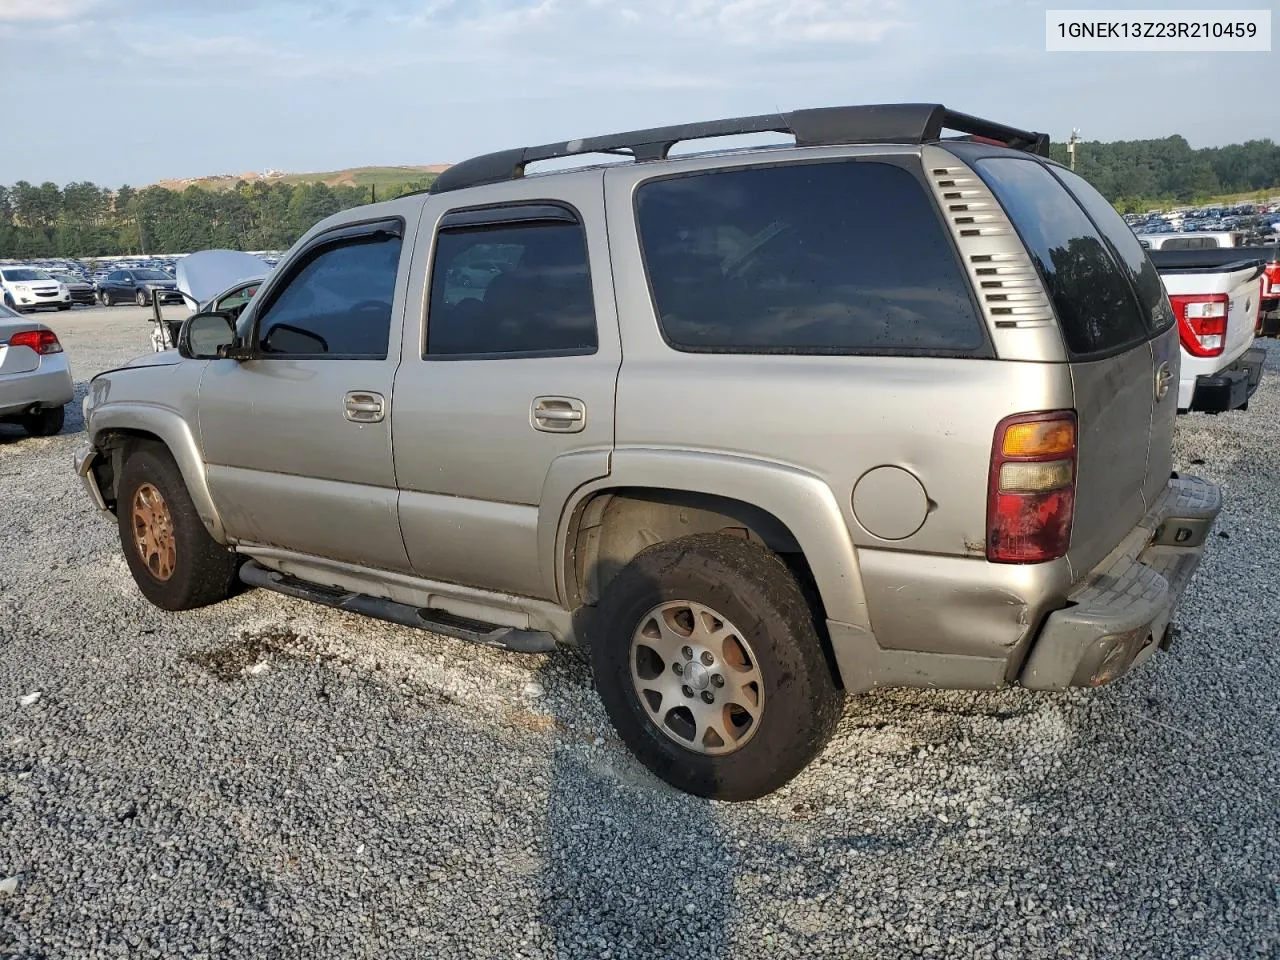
[{"x1": 178, "y1": 311, "x2": 237, "y2": 360}]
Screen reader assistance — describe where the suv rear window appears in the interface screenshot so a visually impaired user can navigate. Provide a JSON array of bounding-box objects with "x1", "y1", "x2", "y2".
[
  {"x1": 635, "y1": 160, "x2": 984, "y2": 355},
  {"x1": 975, "y1": 158, "x2": 1149, "y2": 357},
  {"x1": 1050, "y1": 167, "x2": 1173, "y2": 334}
]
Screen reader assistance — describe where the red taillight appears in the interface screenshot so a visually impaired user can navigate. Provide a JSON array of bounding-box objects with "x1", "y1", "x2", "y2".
[
  {"x1": 1169, "y1": 293, "x2": 1228, "y2": 358},
  {"x1": 6, "y1": 329, "x2": 63, "y2": 355},
  {"x1": 987, "y1": 411, "x2": 1077, "y2": 564},
  {"x1": 1263, "y1": 263, "x2": 1280, "y2": 297}
]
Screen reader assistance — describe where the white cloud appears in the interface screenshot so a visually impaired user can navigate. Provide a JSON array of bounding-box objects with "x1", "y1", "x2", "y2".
[
  {"x1": 398, "y1": 0, "x2": 908, "y2": 46},
  {"x1": 0, "y1": 0, "x2": 98, "y2": 21}
]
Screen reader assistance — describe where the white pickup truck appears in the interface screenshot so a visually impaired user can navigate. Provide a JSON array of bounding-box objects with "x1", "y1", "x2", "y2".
[{"x1": 1149, "y1": 248, "x2": 1266, "y2": 412}]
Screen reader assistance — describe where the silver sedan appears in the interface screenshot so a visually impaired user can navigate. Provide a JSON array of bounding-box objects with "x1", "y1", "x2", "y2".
[{"x1": 0, "y1": 302, "x2": 73, "y2": 437}]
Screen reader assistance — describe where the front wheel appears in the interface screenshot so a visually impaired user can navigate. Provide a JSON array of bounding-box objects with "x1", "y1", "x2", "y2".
[
  {"x1": 589, "y1": 533, "x2": 843, "y2": 801},
  {"x1": 135, "y1": 289, "x2": 149, "y2": 306},
  {"x1": 116, "y1": 446, "x2": 239, "y2": 610},
  {"x1": 101, "y1": 290, "x2": 113, "y2": 307}
]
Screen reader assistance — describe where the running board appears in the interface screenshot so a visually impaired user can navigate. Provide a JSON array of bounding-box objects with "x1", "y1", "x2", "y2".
[{"x1": 238, "y1": 562, "x2": 557, "y2": 654}]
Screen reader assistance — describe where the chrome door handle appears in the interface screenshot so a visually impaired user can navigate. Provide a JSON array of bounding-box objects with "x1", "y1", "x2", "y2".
[
  {"x1": 532, "y1": 396, "x2": 586, "y2": 433},
  {"x1": 344, "y1": 391, "x2": 385, "y2": 424},
  {"x1": 537, "y1": 408, "x2": 582, "y2": 422}
]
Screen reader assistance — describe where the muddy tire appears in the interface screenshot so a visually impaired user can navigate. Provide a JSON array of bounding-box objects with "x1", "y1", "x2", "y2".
[
  {"x1": 589, "y1": 533, "x2": 843, "y2": 801},
  {"x1": 116, "y1": 446, "x2": 238, "y2": 611},
  {"x1": 21, "y1": 406, "x2": 64, "y2": 437}
]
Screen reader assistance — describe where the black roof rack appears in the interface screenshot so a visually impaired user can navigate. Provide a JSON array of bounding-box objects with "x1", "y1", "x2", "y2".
[{"x1": 430, "y1": 103, "x2": 1049, "y2": 195}]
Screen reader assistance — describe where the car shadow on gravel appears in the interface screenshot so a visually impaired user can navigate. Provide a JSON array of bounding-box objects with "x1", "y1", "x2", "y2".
[
  {"x1": 536, "y1": 653, "x2": 738, "y2": 959},
  {"x1": 534, "y1": 584, "x2": 738, "y2": 959}
]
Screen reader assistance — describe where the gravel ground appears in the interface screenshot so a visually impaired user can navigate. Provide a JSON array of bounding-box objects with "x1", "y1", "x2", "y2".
[{"x1": 2, "y1": 307, "x2": 1277, "y2": 959}]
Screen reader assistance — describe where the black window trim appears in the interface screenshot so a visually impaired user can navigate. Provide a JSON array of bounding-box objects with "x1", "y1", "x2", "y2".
[
  {"x1": 630, "y1": 154, "x2": 995, "y2": 359},
  {"x1": 423, "y1": 199, "x2": 600, "y2": 362},
  {"x1": 242, "y1": 215, "x2": 405, "y2": 362},
  {"x1": 971, "y1": 154, "x2": 1155, "y2": 363}
]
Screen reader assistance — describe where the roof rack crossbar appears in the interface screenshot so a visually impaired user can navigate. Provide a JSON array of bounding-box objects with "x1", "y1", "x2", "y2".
[{"x1": 430, "y1": 103, "x2": 1049, "y2": 194}]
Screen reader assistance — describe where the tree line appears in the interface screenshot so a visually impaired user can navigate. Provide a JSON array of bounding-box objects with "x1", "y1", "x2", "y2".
[
  {"x1": 3, "y1": 132, "x2": 1280, "y2": 258},
  {"x1": 0, "y1": 178, "x2": 434, "y2": 259},
  {"x1": 1047, "y1": 135, "x2": 1280, "y2": 212}
]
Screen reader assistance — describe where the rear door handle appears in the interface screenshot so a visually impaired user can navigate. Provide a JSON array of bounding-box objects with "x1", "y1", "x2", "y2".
[
  {"x1": 532, "y1": 396, "x2": 586, "y2": 433},
  {"x1": 344, "y1": 391, "x2": 385, "y2": 424}
]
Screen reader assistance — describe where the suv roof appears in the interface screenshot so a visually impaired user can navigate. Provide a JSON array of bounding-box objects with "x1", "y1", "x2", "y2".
[{"x1": 431, "y1": 102, "x2": 1050, "y2": 195}]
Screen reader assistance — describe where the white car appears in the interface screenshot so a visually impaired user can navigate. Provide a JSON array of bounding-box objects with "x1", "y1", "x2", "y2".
[
  {"x1": 0, "y1": 266, "x2": 72, "y2": 312},
  {"x1": 150, "y1": 250, "x2": 270, "y2": 352},
  {"x1": 0, "y1": 301, "x2": 73, "y2": 436}
]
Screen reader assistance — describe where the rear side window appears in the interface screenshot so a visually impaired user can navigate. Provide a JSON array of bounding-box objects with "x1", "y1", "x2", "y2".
[
  {"x1": 427, "y1": 218, "x2": 597, "y2": 357},
  {"x1": 1162, "y1": 236, "x2": 1213, "y2": 252},
  {"x1": 975, "y1": 158, "x2": 1148, "y2": 357},
  {"x1": 1051, "y1": 167, "x2": 1174, "y2": 333},
  {"x1": 635, "y1": 160, "x2": 984, "y2": 355}
]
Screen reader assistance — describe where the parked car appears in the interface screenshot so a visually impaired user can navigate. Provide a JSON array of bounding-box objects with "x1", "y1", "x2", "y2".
[
  {"x1": 150, "y1": 250, "x2": 269, "y2": 352},
  {"x1": 1150, "y1": 248, "x2": 1268, "y2": 413},
  {"x1": 1139, "y1": 231, "x2": 1246, "y2": 251},
  {"x1": 75, "y1": 103, "x2": 1222, "y2": 800},
  {"x1": 0, "y1": 267, "x2": 72, "y2": 312},
  {"x1": 0, "y1": 301, "x2": 73, "y2": 436},
  {"x1": 97, "y1": 268, "x2": 182, "y2": 307},
  {"x1": 49, "y1": 271, "x2": 98, "y2": 306}
]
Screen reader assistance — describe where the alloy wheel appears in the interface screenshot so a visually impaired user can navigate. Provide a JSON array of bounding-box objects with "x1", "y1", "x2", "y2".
[
  {"x1": 629, "y1": 600, "x2": 764, "y2": 756},
  {"x1": 131, "y1": 482, "x2": 177, "y2": 581}
]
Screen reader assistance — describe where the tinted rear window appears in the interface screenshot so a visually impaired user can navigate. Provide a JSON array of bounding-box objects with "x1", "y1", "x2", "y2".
[
  {"x1": 975, "y1": 157, "x2": 1148, "y2": 357},
  {"x1": 635, "y1": 160, "x2": 984, "y2": 354},
  {"x1": 1050, "y1": 167, "x2": 1173, "y2": 333}
]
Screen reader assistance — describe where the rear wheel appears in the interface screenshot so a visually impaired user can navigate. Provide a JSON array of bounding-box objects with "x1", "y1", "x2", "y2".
[
  {"x1": 116, "y1": 446, "x2": 239, "y2": 610},
  {"x1": 21, "y1": 406, "x2": 64, "y2": 437},
  {"x1": 589, "y1": 533, "x2": 843, "y2": 801}
]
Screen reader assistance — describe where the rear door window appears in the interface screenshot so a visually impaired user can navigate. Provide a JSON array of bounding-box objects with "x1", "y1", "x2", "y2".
[
  {"x1": 427, "y1": 215, "x2": 597, "y2": 357},
  {"x1": 1050, "y1": 167, "x2": 1174, "y2": 333},
  {"x1": 974, "y1": 158, "x2": 1149, "y2": 357},
  {"x1": 635, "y1": 160, "x2": 985, "y2": 355}
]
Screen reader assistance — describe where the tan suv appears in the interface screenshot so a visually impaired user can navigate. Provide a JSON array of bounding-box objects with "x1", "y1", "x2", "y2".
[{"x1": 75, "y1": 103, "x2": 1222, "y2": 800}]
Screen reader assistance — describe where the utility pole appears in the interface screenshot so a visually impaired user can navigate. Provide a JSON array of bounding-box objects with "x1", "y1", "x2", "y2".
[{"x1": 1067, "y1": 128, "x2": 1081, "y2": 171}]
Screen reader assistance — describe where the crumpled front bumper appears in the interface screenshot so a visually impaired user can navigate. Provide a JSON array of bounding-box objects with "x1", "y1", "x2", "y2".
[
  {"x1": 1019, "y1": 475, "x2": 1222, "y2": 690},
  {"x1": 74, "y1": 442, "x2": 111, "y2": 514}
]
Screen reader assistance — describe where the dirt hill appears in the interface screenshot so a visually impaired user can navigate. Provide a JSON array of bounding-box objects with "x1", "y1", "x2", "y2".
[{"x1": 154, "y1": 164, "x2": 451, "y2": 192}]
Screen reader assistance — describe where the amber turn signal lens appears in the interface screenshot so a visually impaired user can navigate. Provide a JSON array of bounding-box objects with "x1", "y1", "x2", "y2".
[{"x1": 1001, "y1": 419, "x2": 1075, "y2": 458}]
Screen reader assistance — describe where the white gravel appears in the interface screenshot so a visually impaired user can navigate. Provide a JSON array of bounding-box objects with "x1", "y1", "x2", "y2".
[{"x1": 1, "y1": 306, "x2": 1277, "y2": 958}]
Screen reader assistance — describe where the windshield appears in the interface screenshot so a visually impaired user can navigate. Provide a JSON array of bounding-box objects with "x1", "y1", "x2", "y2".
[
  {"x1": 2, "y1": 268, "x2": 52, "y2": 282},
  {"x1": 135, "y1": 270, "x2": 172, "y2": 281}
]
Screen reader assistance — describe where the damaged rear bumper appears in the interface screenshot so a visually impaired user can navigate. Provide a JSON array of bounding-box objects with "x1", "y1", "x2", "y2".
[{"x1": 1018, "y1": 475, "x2": 1221, "y2": 690}]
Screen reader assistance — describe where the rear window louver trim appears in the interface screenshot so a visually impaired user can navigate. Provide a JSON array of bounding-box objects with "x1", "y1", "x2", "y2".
[{"x1": 923, "y1": 154, "x2": 1056, "y2": 336}]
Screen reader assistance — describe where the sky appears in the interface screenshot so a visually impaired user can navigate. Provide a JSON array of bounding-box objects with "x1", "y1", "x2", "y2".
[{"x1": 0, "y1": 0, "x2": 1273, "y2": 187}]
